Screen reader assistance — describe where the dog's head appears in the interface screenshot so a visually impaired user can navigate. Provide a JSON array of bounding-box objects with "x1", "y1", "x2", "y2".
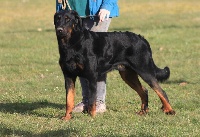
[{"x1": 54, "y1": 10, "x2": 82, "y2": 38}]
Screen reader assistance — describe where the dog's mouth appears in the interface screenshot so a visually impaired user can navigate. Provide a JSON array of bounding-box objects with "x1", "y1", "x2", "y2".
[{"x1": 56, "y1": 27, "x2": 66, "y2": 36}]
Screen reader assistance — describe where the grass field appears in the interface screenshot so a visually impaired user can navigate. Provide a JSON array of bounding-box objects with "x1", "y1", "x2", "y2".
[{"x1": 0, "y1": 0, "x2": 200, "y2": 136}]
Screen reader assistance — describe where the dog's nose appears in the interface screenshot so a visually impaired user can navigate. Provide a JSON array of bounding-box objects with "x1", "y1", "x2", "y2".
[{"x1": 56, "y1": 27, "x2": 63, "y2": 33}]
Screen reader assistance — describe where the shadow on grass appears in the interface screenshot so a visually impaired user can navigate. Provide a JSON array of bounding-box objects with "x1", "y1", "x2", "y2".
[
  {"x1": 0, "y1": 126, "x2": 153, "y2": 137},
  {"x1": 145, "y1": 78, "x2": 192, "y2": 85},
  {"x1": 96, "y1": 133, "x2": 154, "y2": 137},
  {"x1": 0, "y1": 125, "x2": 154, "y2": 137},
  {"x1": 164, "y1": 79, "x2": 192, "y2": 84},
  {"x1": 0, "y1": 126, "x2": 79, "y2": 137},
  {"x1": 0, "y1": 101, "x2": 155, "y2": 137},
  {"x1": 0, "y1": 100, "x2": 64, "y2": 117},
  {"x1": 4, "y1": 29, "x2": 54, "y2": 33}
]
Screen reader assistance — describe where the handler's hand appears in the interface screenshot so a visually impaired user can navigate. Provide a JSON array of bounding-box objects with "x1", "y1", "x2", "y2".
[{"x1": 98, "y1": 9, "x2": 110, "y2": 22}]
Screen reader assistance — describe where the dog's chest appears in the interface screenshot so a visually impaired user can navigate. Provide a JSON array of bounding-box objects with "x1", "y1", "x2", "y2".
[{"x1": 60, "y1": 49, "x2": 84, "y2": 75}]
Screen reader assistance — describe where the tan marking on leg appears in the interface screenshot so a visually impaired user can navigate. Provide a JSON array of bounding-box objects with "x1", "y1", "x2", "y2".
[
  {"x1": 153, "y1": 89, "x2": 175, "y2": 114},
  {"x1": 151, "y1": 81, "x2": 175, "y2": 115},
  {"x1": 62, "y1": 86, "x2": 75, "y2": 121},
  {"x1": 88, "y1": 103, "x2": 96, "y2": 118},
  {"x1": 119, "y1": 70, "x2": 149, "y2": 115}
]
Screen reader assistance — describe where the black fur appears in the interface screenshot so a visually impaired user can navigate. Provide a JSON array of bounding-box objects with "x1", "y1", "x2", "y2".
[{"x1": 54, "y1": 10, "x2": 175, "y2": 120}]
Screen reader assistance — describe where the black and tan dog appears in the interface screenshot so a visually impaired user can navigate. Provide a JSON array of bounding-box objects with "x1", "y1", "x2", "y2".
[{"x1": 54, "y1": 10, "x2": 175, "y2": 121}]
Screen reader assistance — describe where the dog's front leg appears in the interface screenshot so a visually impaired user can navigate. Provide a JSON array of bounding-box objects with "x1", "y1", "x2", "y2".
[
  {"x1": 61, "y1": 76, "x2": 76, "y2": 121},
  {"x1": 87, "y1": 78, "x2": 97, "y2": 118}
]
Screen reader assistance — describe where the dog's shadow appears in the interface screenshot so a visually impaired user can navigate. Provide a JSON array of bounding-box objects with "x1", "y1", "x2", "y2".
[
  {"x1": 0, "y1": 125, "x2": 80, "y2": 137},
  {"x1": 0, "y1": 100, "x2": 64, "y2": 118},
  {"x1": 0, "y1": 125, "x2": 153, "y2": 137},
  {"x1": 163, "y1": 79, "x2": 191, "y2": 85}
]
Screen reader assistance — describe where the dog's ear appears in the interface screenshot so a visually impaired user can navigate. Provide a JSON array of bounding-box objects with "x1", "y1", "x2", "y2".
[
  {"x1": 54, "y1": 12, "x2": 57, "y2": 25},
  {"x1": 70, "y1": 10, "x2": 83, "y2": 31},
  {"x1": 54, "y1": 12, "x2": 61, "y2": 26}
]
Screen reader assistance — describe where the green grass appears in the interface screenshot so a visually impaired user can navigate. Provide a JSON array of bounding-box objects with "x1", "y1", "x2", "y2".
[{"x1": 0, "y1": 0, "x2": 200, "y2": 136}]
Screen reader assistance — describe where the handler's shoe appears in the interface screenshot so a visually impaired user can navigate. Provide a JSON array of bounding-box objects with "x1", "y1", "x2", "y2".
[
  {"x1": 73, "y1": 102, "x2": 85, "y2": 113},
  {"x1": 96, "y1": 102, "x2": 106, "y2": 113},
  {"x1": 73, "y1": 102, "x2": 106, "y2": 113}
]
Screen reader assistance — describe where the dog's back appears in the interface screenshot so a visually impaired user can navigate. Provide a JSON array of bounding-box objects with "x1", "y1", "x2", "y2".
[{"x1": 80, "y1": 30, "x2": 170, "y2": 82}]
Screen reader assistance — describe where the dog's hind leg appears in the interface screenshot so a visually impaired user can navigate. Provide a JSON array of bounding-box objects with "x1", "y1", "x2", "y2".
[
  {"x1": 119, "y1": 69, "x2": 149, "y2": 115},
  {"x1": 139, "y1": 73, "x2": 175, "y2": 115}
]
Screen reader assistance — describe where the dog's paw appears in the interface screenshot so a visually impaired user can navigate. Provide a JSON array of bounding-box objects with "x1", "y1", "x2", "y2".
[
  {"x1": 161, "y1": 106, "x2": 176, "y2": 115},
  {"x1": 136, "y1": 109, "x2": 148, "y2": 115},
  {"x1": 61, "y1": 115, "x2": 72, "y2": 121},
  {"x1": 165, "y1": 110, "x2": 176, "y2": 115}
]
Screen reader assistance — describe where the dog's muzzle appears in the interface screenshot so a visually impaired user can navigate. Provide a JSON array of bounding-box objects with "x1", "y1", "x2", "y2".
[{"x1": 56, "y1": 27, "x2": 64, "y2": 35}]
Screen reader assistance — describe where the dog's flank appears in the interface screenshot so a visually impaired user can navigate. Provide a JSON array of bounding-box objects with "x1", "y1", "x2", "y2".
[{"x1": 54, "y1": 10, "x2": 175, "y2": 121}]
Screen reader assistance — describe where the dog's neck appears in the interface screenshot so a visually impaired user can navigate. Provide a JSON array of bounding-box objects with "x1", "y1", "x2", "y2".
[
  {"x1": 69, "y1": 30, "x2": 84, "y2": 45},
  {"x1": 57, "y1": 30, "x2": 82, "y2": 46}
]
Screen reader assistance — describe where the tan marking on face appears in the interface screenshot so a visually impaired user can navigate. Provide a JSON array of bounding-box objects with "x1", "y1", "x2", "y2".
[{"x1": 67, "y1": 27, "x2": 72, "y2": 34}]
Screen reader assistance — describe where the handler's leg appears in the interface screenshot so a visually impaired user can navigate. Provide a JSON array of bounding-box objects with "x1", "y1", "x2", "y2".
[
  {"x1": 72, "y1": 77, "x2": 88, "y2": 112},
  {"x1": 73, "y1": 17, "x2": 111, "y2": 113},
  {"x1": 96, "y1": 74, "x2": 107, "y2": 113},
  {"x1": 87, "y1": 18, "x2": 111, "y2": 113}
]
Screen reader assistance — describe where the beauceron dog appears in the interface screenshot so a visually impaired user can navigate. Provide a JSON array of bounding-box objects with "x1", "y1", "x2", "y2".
[{"x1": 54, "y1": 10, "x2": 175, "y2": 121}]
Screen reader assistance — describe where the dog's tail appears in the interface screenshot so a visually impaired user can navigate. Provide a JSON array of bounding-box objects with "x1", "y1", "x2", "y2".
[{"x1": 155, "y1": 65, "x2": 170, "y2": 82}]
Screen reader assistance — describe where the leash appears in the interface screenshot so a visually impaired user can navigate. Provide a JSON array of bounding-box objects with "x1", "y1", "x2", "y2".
[
  {"x1": 59, "y1": 0, "x2": 71, "y2": 10},
  {"x1": 58, "y1": 0, "x2": 97, "y2": 18}
]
